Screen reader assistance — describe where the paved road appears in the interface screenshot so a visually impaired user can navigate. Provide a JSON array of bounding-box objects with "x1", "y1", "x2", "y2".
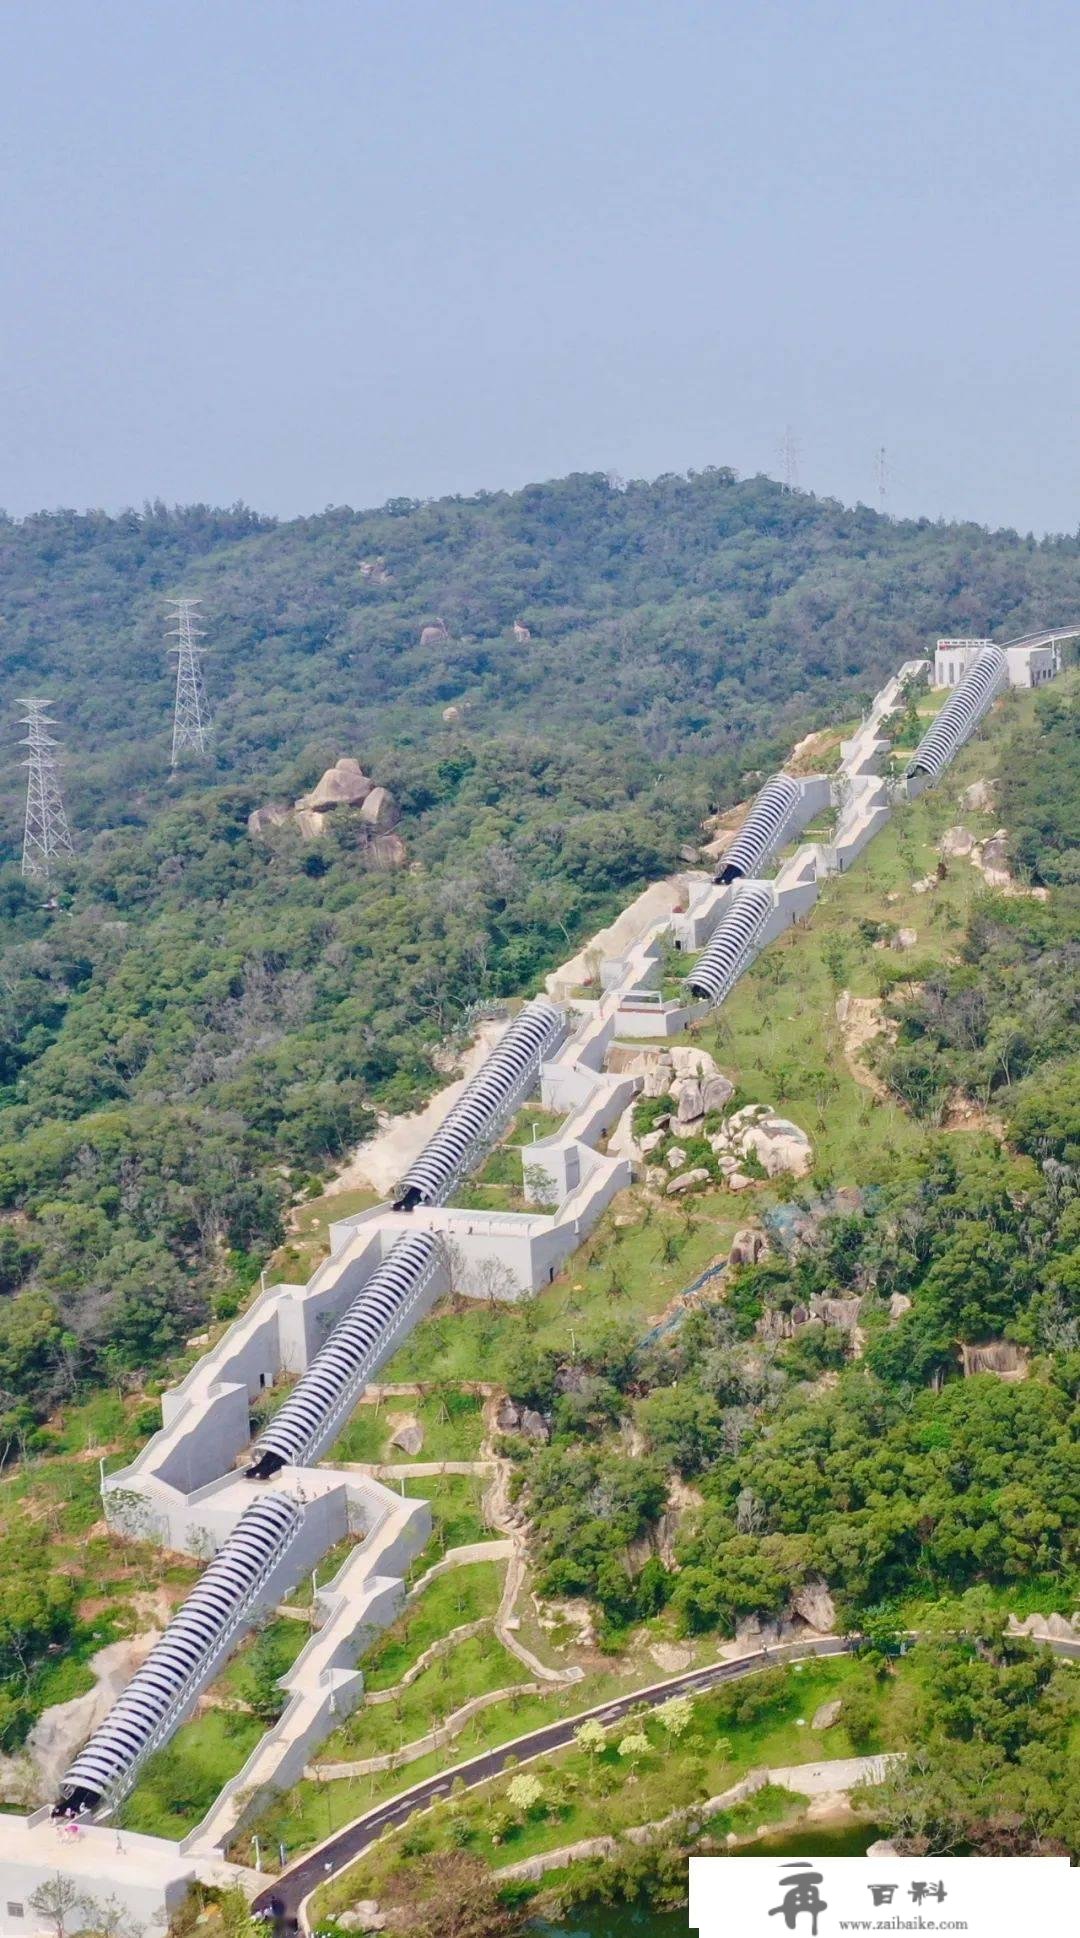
[
  {"x1": 254, "y1": 1630, "x2": 1080, "y2": 1928},
  {"x1": 253, "y1": 1635, "x2": 849, "y2": 1926}
]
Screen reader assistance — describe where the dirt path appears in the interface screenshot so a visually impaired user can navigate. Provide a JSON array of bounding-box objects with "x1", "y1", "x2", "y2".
[
  {"x1": 544, "y1": 878, "x2": 686, "y2": 997},
  {"x1": 325, "y1": 1019, "x2": 508, "y2": 1196},
  {"x1": 834, "y1": 990, "x2": 895, "y2": 1100}
]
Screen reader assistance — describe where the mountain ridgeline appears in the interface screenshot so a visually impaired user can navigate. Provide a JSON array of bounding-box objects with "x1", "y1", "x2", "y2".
[{"x1": 0, "y1": 468, "x2": 1077, "y2": 1439}]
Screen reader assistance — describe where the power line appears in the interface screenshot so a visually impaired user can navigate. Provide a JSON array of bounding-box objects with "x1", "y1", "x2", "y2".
[
  {"x1": 19, "y1": 698, "x2": 75, "y2": 882},
  {"x1": 167, "y1": 597, "x2": 212, "y2": 765}
]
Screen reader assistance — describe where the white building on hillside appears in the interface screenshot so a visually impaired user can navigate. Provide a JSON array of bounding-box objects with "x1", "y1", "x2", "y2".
[{"x1": 934, "y1": 634, "x2": 1067, "y2": 690}]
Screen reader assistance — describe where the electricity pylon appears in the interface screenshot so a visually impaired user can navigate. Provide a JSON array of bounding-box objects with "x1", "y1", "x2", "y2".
[
  {"x1": 167, "y1": 597, "x2": 211, "y2": 765},
  {"x1": 780, "y1": 425, "x2": 800, "y2": 492},
  {"x1": 19, "y1": 698, "x2": 75, "y2": 881}
]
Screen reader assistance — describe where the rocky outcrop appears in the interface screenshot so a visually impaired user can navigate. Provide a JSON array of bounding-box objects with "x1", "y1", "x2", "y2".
[
  {"x1": 729, "y1": 1228, "x2": 767, "y2": 1268},
  {"x1": 960, "y1": 1340, "x2": 1028, "y2": 1380},
  {"x1": 960, "y1": 778, "x2": 996, "y2": 814},
  {"x1": 940, "y1": 825, "x2": 976, "y2": 858},
  {"x1": 791, "y1": 1578, "x2": 836, "y2": 1632},
  {"x1": 297, "y1": 756, "x2": 373, "y2": 812},
  {"x1": 247, "y1": 803, "x2": 292, "y2": 836},
  {"x1": 249, "y1": 756, "x2": 405, "y2": 864},
  {"x1": 712, "y1": 1104, "x2": 812, "y2": 1181},
  {"x1": 359, "y1": 784, "x2": 398, "y2": 830}
]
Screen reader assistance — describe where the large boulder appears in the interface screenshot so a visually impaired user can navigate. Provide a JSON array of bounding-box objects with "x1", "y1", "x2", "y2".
[
  {"x1": 639, "y1": 1130, "x2": 665, "y2": 1156},
  {"x1": 738, "y1": 1113, "x2": 813, "y2": 1179},
  {"x1": 791, "y1": 1578, "x2": 836, "y2": 1632},
  {"x1": 643, "y1": 1055, "x2": 676, "y2": 1099},
  {"x1": 701, "y1": 1073, "x2": 735, "y2": 1113},
  {"x1": 520, "y1": 1408, "x2": 550, "y2": 1444},
  {"x1": 338, "y1": 1906, "x2": 386, "y2": 1933},
  {"x1": 360, "y1": 784, "x2": 400, "y2": 830},
  {"x1": 298, "y1": 757, "x2": 373, "y2": 812},
  {"x1": 811, "y1": 1699, "x2": 842, "y2": 1731},
  {"x1": 420, "y1": 620, "x2": 448, "y2": 645},
  {"x1": 247, "y1": 803, "x2": 292, "y2": 837},
  {"x1": 811, "y1": 1297, "x2": 862, "y2": 1330},
  {"x1": 669, "y1": 1046, "x2": 721, "y2": 1079},
  {"x1": 666, "y1": 1146, "x2": 688, "y2": 1171},
  {"x1": 961, "y1": 778, "x2": 996, "y2": 814},
  {"x1": 940, "y1": 825, "x2": 975, "y2": 858},
  {"x1": 390, "y1": 1419, "x2": 424, "y2": 1456},
  {"x1": 728, "y1": 1228, "x2": 766, "y2": 1268},
  {"x1": 370, "y1": 832, "x2": 408, "y2": 870},
  {"x1": 674, "y1": 1079, "x2": 705, "y2": 1124},
  {"x1": 666, "y1": 1167, "x2": 711, "y2": 1196},
  {"x1": 979, "y1": 830, "x2": 1012, "y2": 886}
]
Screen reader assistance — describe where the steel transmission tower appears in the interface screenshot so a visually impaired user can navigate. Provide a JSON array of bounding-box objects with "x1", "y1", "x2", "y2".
[
  {"x1": 167, "y1": 598, "x2": 211, "y2": 765},
  {"x1": 780, "y1": 424, "x2": 801, "y2": 493},
  {"x1": 875, "y1": 444, "x2": 889, "y2": 508},
  {"x1": 19, "y1": 699, "x2": 75, "y2": 881}
]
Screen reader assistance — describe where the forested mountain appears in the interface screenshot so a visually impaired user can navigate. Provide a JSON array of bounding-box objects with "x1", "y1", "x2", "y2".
[{"x1": 1, "y1": 467, "x2": 1079, "y2": 1436}]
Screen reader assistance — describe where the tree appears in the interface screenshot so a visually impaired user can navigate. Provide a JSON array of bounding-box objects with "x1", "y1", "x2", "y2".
[
  {"x1": 506, "y1": 1771, "x2": 543, "y2": 1815},
  {"x1": 654, "y1": 1694, "x2": 694, "y2": 1741},
  {"x1": 574, "y1": 1717, "x2": 608, "y2": 1755},
  {"x1": 28, "y1": 1879, "x2": 88, "y2": 1938},
  {"x1": 382, "y1": 1851, "x2": 522, "y2": 1938}
]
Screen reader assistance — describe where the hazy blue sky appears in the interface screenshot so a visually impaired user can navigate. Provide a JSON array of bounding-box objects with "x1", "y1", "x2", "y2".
[{"x1": 3, "y1": 1, "x2": 1078, "y2": 531}]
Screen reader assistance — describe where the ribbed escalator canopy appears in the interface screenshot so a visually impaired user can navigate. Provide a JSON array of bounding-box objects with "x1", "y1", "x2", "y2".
[
  {"x1": 716, "y1": 774, "x2": 801, "y2": 883},
  {"x1": 907, "y1": 646, "x2": 1007, "y2": 780},
  {"x1": 393, "y1": 997, "x2": 565, "y2": 1210},
  {"x1": 56, "y1": 1491, "x2": 301, "y2": 1815},
  {"x1": 686, "y1": 883, "x2": 773, "y2": 1005}
]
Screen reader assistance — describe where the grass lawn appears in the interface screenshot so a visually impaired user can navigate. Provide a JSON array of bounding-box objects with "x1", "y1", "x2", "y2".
[
  {"x1": 362, "y1": 1561, "x2": 506, "y2": 1690},
  {"x1": 404, "y1": 1472, "x2": 493, "y2": 1554},
  {"x1": 0, "y1": 1393, "x2": 202, "y2": 1754},
  {"x1": 241, "y1": 1663, "x2": 643, "y2": 1866},
  {"x1": 449, "y1": 1105, "x2": 566, "y2": 1212},
  {"x1": 267, "y1": 1186, "x2": 381, "y2": 1287},
  {"x1": 384, "y1": 1191, "x2": 741, "y2": 1390},
  {"x1": 118, "y1": 1706, "x2": 265, "y2": 1839},
  {"x1": 333, "y1": 1388, "x2": 488, "y2": 1465},
  {"x1": 318, "y1": 1629, "x2": 530, "y2": 1768},
  {"x1": 213, "y1": 1615, "x2": 311, "y2": 1706},
  {"x1": 311, "y1": 1655, "x2": 919, "y2": 1913},
  {"x1": 279, "y1": 1531, "x2": 369, "y2": 1608},
  {"x1": 696, "y1": 685, "x2": 1049, "y2": 1185}
]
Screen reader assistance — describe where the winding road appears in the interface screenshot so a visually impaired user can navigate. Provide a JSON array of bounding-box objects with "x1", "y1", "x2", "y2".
[
  {"x1": 253, "y1": 1628, "x2": 1080, "y2": 1928},
  {"x1": 253, "y1": 1635, "x2": 849, "y2": 1925}
]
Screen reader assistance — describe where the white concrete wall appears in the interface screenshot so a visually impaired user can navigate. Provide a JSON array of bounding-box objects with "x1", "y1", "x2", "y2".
[
  {"x1": 1005, "y1": 643, "x2": 1056, "y2": 687},
  {"x1": 0, "y1": 1819, "x2": 205, "y2": 1938}
]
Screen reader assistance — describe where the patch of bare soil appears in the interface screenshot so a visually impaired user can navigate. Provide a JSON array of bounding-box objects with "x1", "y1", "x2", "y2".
[
  {"x1": 834, "y1": 991, "x2": 896, "y2": 1099},
  {"x1": 942, "y1": 1090, "x2": 1006, "y2": 1139}
]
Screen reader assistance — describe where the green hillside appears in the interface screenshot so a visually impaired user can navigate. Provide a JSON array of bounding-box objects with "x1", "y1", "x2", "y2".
[{"x1": 0, "y1": 469, "x2": 1078, "y2": 1437}]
